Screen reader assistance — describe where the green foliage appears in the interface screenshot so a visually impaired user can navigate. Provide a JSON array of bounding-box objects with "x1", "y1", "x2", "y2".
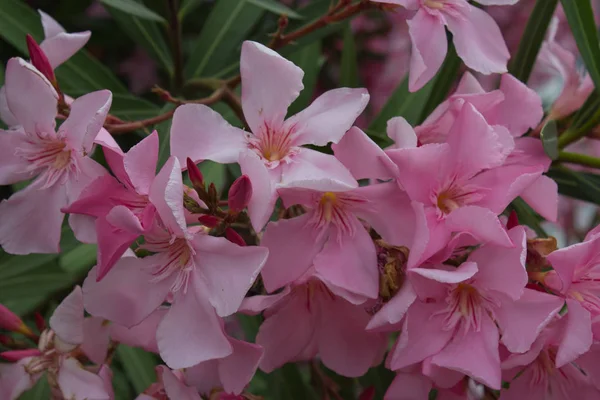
[
  {"x1": 116, "y1": 345, "x2": 159, "y2": 394},
  {"x1": 99, "y1": 0, "x2": 166, "y2": 23},
  {"x1": 540, "y1": 119, "x2": 559, "y2": 160},
  {"x1": 246, "y1": 0, "x2": 303, "y2": 20},
  {"x1": 341, "y1": 23, "x2": 359, "y2": 88}
]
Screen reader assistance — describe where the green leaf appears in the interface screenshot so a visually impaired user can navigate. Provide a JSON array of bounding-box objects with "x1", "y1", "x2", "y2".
[
  {"x1": 0, "y1": 0, "x2": 44, "y2": 52},
  {"x1": 179, "y1": 0, "x2": 204, "y2": 20},
  {"x1": 184, "y1": 0, "x2": 264, "y2": 79},
  {"x1": 103, "y1": 1, "x2": 174, "y2": 75},
  {"x1": 561, "y1": 0, "x2": 600, "y2": 91},
  {"x1": 200, "y1": 160, "x2": 228, "y2": 193},
  {"x1": 99, "y1": 0, "x2": 166, "y2": 23},
  {"x1": 116, "y1": 345, "x2": 158, "y2": 394},
  {"x1": 288, "y1": 40, "x2": 323, "y2": 115},
  {"x1": 0, "y1": 63, "x2": 5, "y2": 86},
  {"x1": 156, "y1": 103, "x2": 178, "y2": 169},
  {"x1": 546, "y1": 166, "x2": 600, "y2": 205},
  {"x1": 18, "y1": 374, "x2": 50, "y2": 400},
  {"x1": 56, "y1": 51, "x2": 129, "y2": 94},
  {"x1": 571, "y1": 90, "x2": 600, "y2": 134},
  {"x1": 109, "y1": 93, "x2": 161, "y2": 120},
  {"x1": 246, "y1": 0, "x2": 303, "y2": 19},
  {"x1": 238, "y1": 314, "x2": 262, "y2": 342},
  {"x1": 509, "y1": 198, "x2": 547, "y2": 238},
  {"x1": 509, "y1": 0, "x2": 559, "y2": 83},
  {"x1": 340, "y1": 23, "x2": 359, "y2": 88},
  {"x1": 59, "y1": 244, "x2": 97, "y2": 277},
  {"x1": 540, "y1": 119, "x2": 559, "y2": 160}
]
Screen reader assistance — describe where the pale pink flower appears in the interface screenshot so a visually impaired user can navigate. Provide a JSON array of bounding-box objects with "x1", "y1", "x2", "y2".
[
  {"x1": 170, "y1": 41, "x2": 369, "y2": 230},
  {"x1": 82, "y1": 157, "x2": 269, "y2": 369},
  {"x1": 0, "y1": 58, "x2": 111, "y2": 254},
  {"x1": 370, "y1": 0, "x2": 511, "y2": 91}
]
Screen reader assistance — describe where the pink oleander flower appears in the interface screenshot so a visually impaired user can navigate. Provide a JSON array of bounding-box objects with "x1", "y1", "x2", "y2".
[
  {"x1": 500, "y1": 299, "x2": 599, "y2": 399},
  {"x1": 64, "y1": 131, "x2": 161, "y2": 280},
  {"x1": 0, "y1": 10, "x2": 90, "y2": 127},
  {"x1": 136, "y1": 366, "x2": 201, "y2": 400},
  {"x1": 240, "y1": 275, "x2": 387, "y2": 377},
  {"x1": 82, "y1": 157, "x2": 269, "y2": 369},
  {"x1": 0, "y1": 287, "x2": 112, "y2": 400},
  {"x1": 170, "y1": 40, "x2": 369, "y2": 230},
  {"x1": 370, "y1": 0, "x2": 513, "y2": 91},
  {"x1": 385, "y1": 226, "x2": 563, "y2": 390},
  {"x1": 0, "y1": 58, "x2": 112, "y2": 254}
]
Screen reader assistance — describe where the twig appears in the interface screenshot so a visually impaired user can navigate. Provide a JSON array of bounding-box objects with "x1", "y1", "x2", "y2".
[
  {"x1": 557, "y1": 151, "x2": 600, "y2": 169},
  {"x1": 167, "y1": 0, "x2": 184, "y2": 92}
]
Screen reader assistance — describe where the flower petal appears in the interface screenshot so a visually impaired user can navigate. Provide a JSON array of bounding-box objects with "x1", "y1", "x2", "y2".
[
  {"x1": 149, "y1": 156, "x2": 187, "y2": 236},
  {"x1": 445, "y1": 206, "x2": 512, "y2": 248},
  {"x1": 0, "y1": 129, "x2": 34, "y2": 185},
  {"x1": 61, "y1": 90, "x2": 112, "y2": 155},
  {"x1": 281, "y1": 148, "x2": 357, "y2": 190},
  {"x1": 50, "y1": 286, "x2": 84, "y2": 346},
  {"x1": 58, "y1": 358, "x2": 112, "y2": 400},
  {"x1": 217, "y1": 339, "x2": 264, "y2": 395},
  {"x1": 238, "y1": 151, "x2": 277, "y2": 231},
  {"x1": 123, "y1": 131, "x2": 159, "y2": 195},
  {"x1": 160, "y1": 366, "x2": 203, "y2": 400}
]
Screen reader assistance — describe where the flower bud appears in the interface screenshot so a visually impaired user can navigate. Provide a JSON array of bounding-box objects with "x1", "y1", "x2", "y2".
[
  {"x1": 225, "y1": 227, "x2": 246, "y2": 246},
  {"x1": 506, "y1": 210, "x2": 519, "y2": 230},
  {"x1": 0, "y1": 304, "x2": 33, "y2": 337},
  {"x1": 198, "y1": 214, "x2": 220, "y2": 228},
  {"x1": 26, "y1": 34, "x2": 56, "y2": 85},
  {"x1": 187, "y1": 157, "x2": 204, "y2": 189},
  {"x1": 228, "y1": 175, "x2": 252, "y2": 213},
  {"x1": 0, "y1": 349, "x2": 41, "y2": 362}
]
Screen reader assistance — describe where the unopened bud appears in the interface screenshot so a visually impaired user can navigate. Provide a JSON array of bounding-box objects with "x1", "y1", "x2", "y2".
[
  {"x1": 506, "y1": 210, "x2": 519, "y2": 230},
  {"x1": 0, "y1": 304, "x2": 33, "y2": 337},
  {"x1": 187, "y1": 158, "x2": 204, "y2": 189},
  {"x1": 228, "y1": 175, "x2": 252, "y2": 213},
  {"x1": 208, "y1": 182, "x2": 219, "y2": 208},
  {"x1": 278, "y1": 15, "x2": 289, "y2": 30},
  {"x1": 0, "y1": 334, "x2": 13, "y2": 346},
  {"x1": 359, "y1": 387, "x2": 375, "y2": 400},
  {"x1": 34, "y1": 312, "x2": 46, "y2": 333},
  {"x1": 26, "y1": 34, "x2": 56, "y2": 85},
  {"x1": 0, "y1": 348, "x2": 41, "y2": 362},
  {"x1": 199, "y1": 214, "x2": 220, "y2": 228},
  {"x1": 225, "y1": 228, "x2": 246, "y2": 246}
]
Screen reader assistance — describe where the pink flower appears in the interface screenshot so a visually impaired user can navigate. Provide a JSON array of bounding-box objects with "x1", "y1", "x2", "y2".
[
  {"x1": 386, "y1": 226, "x2": 563, "y2": 389},
  {"x1": 82, "y1": 157, "x2": 269, "y2": 369},
  {"x1": 170, "y1": 41, "x2": 369, "y2": 230},
  {"x1": 0, "y1": 58, "x2": 111, "y2": 254},
  {"x1": 136, "y1": 366, "x2": 201, "y2": 400},
  {"x1": 64, "y1": 131, "x2": 161, "y2": 280},
  {"x1": 240, "y1": 277, "x2": 387, "y2": 377},
  {"x1": 370, "y1": 0, "x2": 511, "y2": 91}
]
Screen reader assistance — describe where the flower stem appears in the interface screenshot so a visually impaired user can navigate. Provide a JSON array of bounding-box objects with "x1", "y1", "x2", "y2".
[{"x1": 557, "y1": 151, "x2": 600, "y2": 169}]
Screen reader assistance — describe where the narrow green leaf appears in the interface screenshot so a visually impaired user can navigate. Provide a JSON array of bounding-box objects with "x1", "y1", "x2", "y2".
[
  {"x1": 59, "y1": 244, "x2": 97, "y2": 277},
  {"x1": 540, "y1": 119, "x2": 559, "y2": 160},
  {"x1": 340, "y1": 23, "x2": 359, "y2": 88},
  {"x1": 185, "y1": 0, "x2": 264, "y2": 78},
  {"x1": 418, "y1": 44, "x2": 461, "y2": 122},
  {"x1": 510, "y1": 198, "x2": 547, "y2": 238},
  {"x1": 0, "y1": 0, "x2": 44, "y2": 52},
  {"x1": 116, "y1": 345, "x2": 158, "y2": 394},
  {"x1": 509, "y1": 0, "x2": 559, "y2": 83},
  {"x1": 99, "y1": 0, "x2": 166, "y2": 23},
  {"x1": 179, "y1": 0, "x2": 203, "y2": 20},
  {"x1": 571, "y1": 90, "x2": 600, "y2": 134},
  {"x1": 156, "y1": 103, "x2": 178, "y2": 169},
  {"x1": 104, "y1": 2, "x2": 174, "y2": 75},
  {"x1": 561, "y1": 0, "x2": 600, "y2": 91},
  {"x1": 546, "y1": 166, "x2": 600, "y2": 205},
  {"x1": 288, "y1": 40, "x2": 323, "y2": 115},
  {"x1": 18, "y1": 374, "x2": 50, "y2": 400},
  {"x1": 246, "y1": 0, "x2": 303, "y2": 19}
]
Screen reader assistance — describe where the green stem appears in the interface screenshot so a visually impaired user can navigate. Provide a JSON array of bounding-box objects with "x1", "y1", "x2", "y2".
[
  {"x1": 557, "y1": 151, "x2": 600, "y2": 169},
  {"x1": 558, "y1": 128, "x2": 585, "y2": 149}
]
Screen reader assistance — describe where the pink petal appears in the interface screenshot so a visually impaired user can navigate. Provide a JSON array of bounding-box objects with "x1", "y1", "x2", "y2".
[
  {"x1": 332, "y1": 127, "x2": 399, "y2": 180},
  {"x1": 546, "y1": 236, "x2": 600, "y2": 295},
  {"x1": 149, "y1": 156, "x2": 187, "y2": 237},
  {"x1": 280, "y1": 148, "x2": 357, "y2": 190},
  {"x1": 83, "y1": 257, "x2": 171, "y2": 327},
  {"x1": 384, "y1": 372, "x2": 432, "y2": 400},
  {"x1": 58, "y1": 358, "x2": 112, "y2": 400},
  {"x1": 445, "y1": 206, "x2": 512, "y2": 247},
  {"x1": 0, "y1": 86, "x2": 19, "y2": 127},
  {"x1": 217, "y1": 339, "x2": 263, "y2": 395},
  {"x1": 50, "y1": 286, "x2": 84, "y2": 346},
  {"x1": 183, "y1": 360, "x2": 220, "y2": 395},
  {"x1": 315, "y1": 220, "x2": 379, "y2": 303},
  {"x1": 555, "y1": 299, "x2": 593, "y2": 367},
  {"x1": 474, "y1": 0, "x2": 518, "y2": 4},
  {"x1": 97, "y1": 365, "x2": 114, "y2": 400},
  {"x1": 0, "y1": 181, "x2": 66, "y2": 254},
  {"x1": 238, "y1": 151, "x2": 277, "y2": 231},
  {"x1": 159, "y1": 366, "x2": 202, "y2": 400},
  {"x1": 193, "y1": 234, "x2": 269, "y2": 317},
  {"x1": 81, "y1": 317, "x2": 110, "y2": 364},
  {"x1": 170, "y1": 104, "x2": 246, "y2": 165},
  {"x1": 495, "y1": 289, "x2": 563, "y2": 353},
  {"x1": 387, "y1": 117, "x2": 418, "y2": 149},
  {"x1": 367, "y1": 283, "x2": 417, "y2": 332},
  {"x1": 469, "y1": 226, "x2": 527, "y2": 300},
  {"x1": 285, "y1": 88, "x2": 369, "y2": 146},
  {"x1": 0, "y1": 358, "x2": 38, "y2": 400},
  {"x1": 40, "y1": 32, "x2": 91, "y2": 70},
  {"x1": 5, "y1": 57, "x2": 58, "y2": 134},
  {"x1": 445, "y1": 5, "x2": 509, "y2": 75},
  {"x1": 260, "y1": 214, "x2": 324, "y2": 293},
  {"x1": 0, "y1": 129, "x2": 34, "y2": 185},
  {"x1": 68, "y1": 214, "x2": 97, "y2": 244},
  {"x1": 410, "y1": 261, "x2": 479, "y2": 284},
  {"x1": 454, "y1": 72, "x2": 486, "y2": 95},
  {"x1": 240, "y1": 41, "x2": 303, "y2": 134},
  {"x1": 431, "y1": 313, "x2": 501, "y2": 389},
  {"x1": 317, "y1": 293, "x2": 386, "y2": 377},
  {"x1": 94, "y1": 215, "x2": 140, "y2": 281},
  {"x1": 157, "y1": 281, "x2": 232, "y2": 369},
  {"x1": 94, "y1": 127, "x2": 122, "y2": 154},
  {"x1": 406, "y1": 8, "x2": 448, "y2": 92},
  {"x1": 60, "y1": 90, "x2": 112, "y2": 155},
  {"x1": 520, "y1": 175, "x2": 558, "y2": 222},
  {"x1": 39, "y1": 10, "x2": 67, "y2": 37},
  {"x1": 110, "y1": 308, "x2": 167, "y2": 354},
  {"x1": 63, "y1": 174, "x2": 127, "y2": 218},
  {"x1": 238, "y1": 287, "x2": 291, "y2": 315},
  {"x1": 65, "y1": 156, "x2": 109, "y2": 205},
  {"x1": 123, "y1": 131, "x2": 159, "y2": 195}
]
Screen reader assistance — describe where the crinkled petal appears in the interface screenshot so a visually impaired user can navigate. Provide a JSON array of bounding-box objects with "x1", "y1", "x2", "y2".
[
  {"x1": 239, "y1": 151, "x2": 277, "y2": 231},
  {"x1": 149, "y1": 156, "x2": 187, "y2": 237},
  {"x1": 546, "y1": 236, "x2": 600, "y2": 295},
  {"x1": 280, "y1": 148, "x2": 357, "y2": 190},
  {"x1": 123, "y1": 131, "x2": 159, "y2": 195},
  {"x1": 445, "y1": 206, "x2": 512, "y2": 247},
  {"x1": 58, "y1": 358, "x2": 112, "y2": 400},
  {"x1": 367, "y1": 283, "x2": 417, "y2": 332}
]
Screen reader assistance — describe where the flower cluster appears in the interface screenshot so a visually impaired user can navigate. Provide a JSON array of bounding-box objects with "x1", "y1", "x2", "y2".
[{"x1": 2, "y1": 2, "x2": 600, "y2": 400}]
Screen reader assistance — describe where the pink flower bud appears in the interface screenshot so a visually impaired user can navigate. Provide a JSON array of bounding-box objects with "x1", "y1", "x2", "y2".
[
  {"x1": 187, "y1": 157, "x2": 204, "y2": 189},
  {"x1": 0, "y1": 349, "x2": 41, "y2": 362},
  {"x1": 26, "y1": 34, "x2": 56, "y2": 84},
  {"x1": 34, "y1": 312, "x2": 46, "y2": 333},
  {"x1": 0, "y1": 304, "x2": 32, "y2": 336},
  {"x1": 507, "y1": 210, "x2": 519, "y2": 230},
  {"x1": 228, "y1": 175, "x2": 252, "y2": 213},
  {"x1": 198, "y1": 214, "x2": 220, "y2": 228},
  {"x1": 225, "y1": 227, "x2": 246, "y2": 246}
]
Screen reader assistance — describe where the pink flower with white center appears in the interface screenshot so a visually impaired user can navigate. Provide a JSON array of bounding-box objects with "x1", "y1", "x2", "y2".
[
  {"x1": 170, "y1": 41, "x2": 369, "y2": 230},
  {"x1": 386, "y1": 227, "x2": 563, "y2": 390},
  {"x1": 82, "y1": 156, "x2": 269, "y2": 369},
  {"x1": 64, "y1": 131, "x2": 162, "y2": 280},
  {"x1": 0, "y1": 58, "x2": 111, "y2": 254},
  {"x1": 501, "y1": 299, "x2": 598, "y2": 399},
  {"x1": 240, "y1": 276, "x2": 387, "y2": 377},
  {"x1": 370, "y1": 0, "x2": 512, "y2": 91},
  {"x1": 260, "y1": 175, "x2": 415, "y2": 301}
]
